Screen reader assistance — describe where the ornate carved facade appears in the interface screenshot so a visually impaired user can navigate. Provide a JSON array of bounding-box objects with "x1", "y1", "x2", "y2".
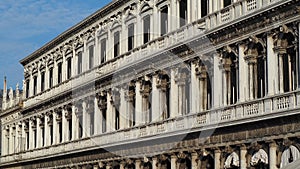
[{"x1": 1, "y1": 0, "x2": 300, "y2": 169}]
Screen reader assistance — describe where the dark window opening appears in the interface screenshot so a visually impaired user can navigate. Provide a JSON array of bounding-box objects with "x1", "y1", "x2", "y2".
[
  {"x1": 41, "y1": 127, "x2": 45, "y2": 147},
  {"x1": 50, "y1": 125, "x2": 53, "y2": 145},
  {"x1": 79, "y1": 115, "x2": 83, "y2": 138},
  {"x1": 90, "y1": 108, "x2": 94, "y2": 136},
  {"x1": 180, "y1": 0, "x2": 188, "y2": 27},
  {"x1": 33, "y1": 76, "x2": 37, "y2": 95},
  {"x1": 49, "y1": 68, "x2": 53, "y2": 88},
  {"x1": 77, "y1": 52, "x2": 83, "y2": 74},
  {"x1": 201, "y1": 0, "x2": 208, "y2": 17},
  {"x1": 34, "y1": 129, "x2": 37, "y2": 148},
  {"x1": 185, "y1": 78, "x2": 190, "y2": 114},
  {"x1": 230, "y1": 64, "x2": 238, "y2": 104},
  {"x1": 102, "y1": 109, "x2": 107, "y2": 133},
  {"x1": 115, "y1": 109, "x2": 120, "y2": 130},
  {"x1": 59, "y1": 121, "x2": 63, "y2": 143},
  {"x1": 57, "y1": 63, "x2": 62, "y2": 84},
  {"x1": 67, "y1": 58, "x2": 72, "y2": 79},
  {"x1": 89, "y1": 45, "x2": 94, "y2": 69},
  {"x1": 207, "y1": 72, "x2": 212, "y2": 109},
  {"x1": 161, "y1": 6, "x2": 168, "y2": 36},
  {"x1": 26, "y1": 80, "x2": 30, "y2": 98},
  {"x1": 26, "y1": 132, "x2": 29, "y2": 149},
  {"x1": 68, "y1": 119, "x2": 72, "y2": 140},
  {"x1": 143, "y1": 15, "x2": 151, "y2": 44},
  {"x1": 257, "y1": 56, "x2": 266, "y2": 98},
  {"x1": 41, "y1": 72, "x2": 45, "y2": 92},
  {"x1": 128, "y1": 24, "x2": 135, "y2": 51},
  {"x1": 224, "y1": 0, "x2": 231, "y2": 7},
  {"x1": 101, "y1": 39, "x2": 107, "y2": 63},
  {"x1": 114, "y1": 32, "x2": 120, "y2": 58}
]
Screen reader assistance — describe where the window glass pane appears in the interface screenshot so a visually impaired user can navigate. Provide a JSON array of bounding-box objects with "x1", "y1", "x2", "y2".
[
  {"x1": 101, "y1": 39, "x2": 106, "y2": 63},
  {"x1": 89, "y1": 45, "x2": 94, "y2": 69},
  {"x1": 180, "y1": 0, "x2": 188, "y2": 27},
  {"x1": 114, "y1": 32, "x2": 120, "y2": 58},
  {"x1": 143, "y1": 15, "x2": 150, "y2": 44},
  {"x1": 161, "y1": 6, "x2": 168, "y2": 36},
  {"x1": 128, "y1": 24, "x2": 134, "y2": 51},
  {"x1": 78, "y1": 52, "x2": 82, "y2": 74}
]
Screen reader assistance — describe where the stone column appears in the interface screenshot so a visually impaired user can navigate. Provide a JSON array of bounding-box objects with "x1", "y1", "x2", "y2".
[
  {"x1": 153, "y1": 5, "x2": 159, "y2": 39},
  {"x1": 64, "y1": 108, "x2": 72, "y2": 141},
  {"x1": 45, "y1": 65, "x2": 49, "y2": 90},
  {"x1": 120, "y1": 161, "x2": 126, "y2": 169},
  {"x1": 98, "y1": 92, "x2": 107, "y2": 133},
  {"x1": 82, "y1": 101, "x2": 90, "y2": 137},
  {"x1": 170, "y1": 0, "x2": 177, "y2": 32},
  {"x1": 239, "y1": 44, "x2": 248, "y2": 101},
  {"x1": 94, "y1": 96, "x2": 102, "y2": 134},
  {"x1": 22, "y1": 122, "x2": 28, "y2": 151},
  {"x1": 140, "y1": 79, "x2": 151, "y2": 123},
  {"x1": 214, "y1": 149, "x2": 221, "y2": 169},
  {"x1": 2, "y1": 128, "x2": 7, "y2": 155},
  {"x1": 175, "y1": 70, "x2": 187, "y2": 115},
  {"x1": 36, "y1": 117, "x2": 42, "y2": 148},
  {"x1": 107, "y1": 92, "x2": 114, "y2": 132},
  {"x1": 44, "y1": 114, "x2": 50, "y2": 146},
  {"x1": 197, "y1": 64, "x2": 208, "y2": 111},
  {"x1": 136, "y1": 159, "x2": 141, "y2": 169},
  {"x1": 220, "y1": 58, "x2": 232, "y2": 106},
  {"x1": 171, "y1": 155, "x2": 177, "y2": 169},
  {"x1": 267, "y1": 35, "x2": 278, "y2": 95},
  {"x1": 152, "y1": 157, "x2": 158, "y2": 169},
  {"x1": 191, "y1": 152, "x2": 199, "y2": 169},
  {"x1": 29, "y1": 119, "x2": 35, "y2": 149},
  {"x1": 278, "y1": 53, "x2": 284, "y2": 93},
  {"x1": 214, "y1": 54, "x2": 222, "y2": 107},
  {"x1": 240, "y1": 145, "x2": 247, "y2": 169},
  {"x1": 152, "y1": 75, "x2": 160, "y2": 121},
  {"x1": 125, "y1": 86, "x2": 135, "y2": 127},
  {"x1": 56, "y1": 111, "x2": 63, "y2": 144},
  {"x1": 72, "y1": 105, "x2": 79, "y2": 140},
  {"x1": 170, "y1": 68, "x2": 179, "y2": 117},
  {"x1": 119, "y1": 88, "x2": 126, "y2": 129},
  {"x1": 15, "y1": 124, "x2": 22, "y2": 153},
  {"x1": 73, "y1": 47, "x2": 78, "y2": 76},
  {"x1": 135, "y1": 81, "x2": 143, "y2": 125},
  {"x1": 191, "y1": 61, "x2": 200, "y2": 114},
  {"x1": 269, "y1": 142, "x2": 278, "y2": 169},
  {"x1": 9, "y1": 126, "x2": 14, "y2": 154},
  {"x1": 52, "y1": 112, "x2": 58, "y2": 144}
]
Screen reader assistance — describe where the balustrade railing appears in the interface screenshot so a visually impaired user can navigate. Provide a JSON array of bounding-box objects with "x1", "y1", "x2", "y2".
[{"x1": 3, "y1": 90, "x2": 300, "y2": 164}]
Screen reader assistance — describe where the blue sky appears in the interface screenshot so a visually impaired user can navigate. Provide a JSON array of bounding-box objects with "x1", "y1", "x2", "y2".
[{"x1": 0, "y1": 0, "x2": 111, "y2": 89}]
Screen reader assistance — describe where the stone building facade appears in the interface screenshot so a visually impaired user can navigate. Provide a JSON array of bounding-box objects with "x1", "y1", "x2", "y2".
[{"x1": 1, "y1": 0, "x2": 300, "y2": 168}]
